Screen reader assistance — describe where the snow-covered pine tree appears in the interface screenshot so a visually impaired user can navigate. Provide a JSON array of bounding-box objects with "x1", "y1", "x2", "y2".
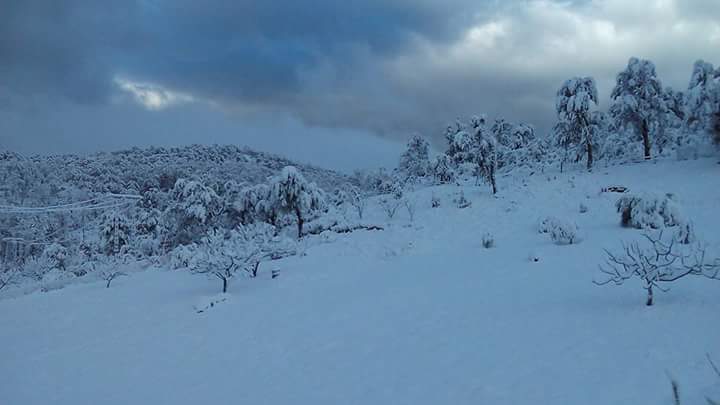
[
  {"x1": 399, "y1": 135, "x2": 431, "y2": 179},
  {"x1": 685, "y1": 60, "x2": 720, "y2": 145},
  {"x1": 488, "y1": 118, "x2": 511, "y2": 169},
  {"x1": 609, "y1": 57, "x2": 666, "y2": 160},
  {"x1": 553, "y1": 77, "x2": 600, "y2": 170},
  {"x1": 269, "y1": 166, "x2": 325, "y2": 238},
  {"x1": 100, "y1": 209, "x2": 130, "y2": 255},
  {"x1": 589, "y1": 110, "x2": 608, "y2": 157},
  {"x1": 430, "y1": 154, "x2": 455, "y2": 184},
  {"x1": 656, "y1": 86, "x2": 685, "y2": 155},
  {"x1": 163, "y1": 179, "x2": 223, "y2": 246},
  {"x1": 448, "y1": 128, "x2": 476, "y2": 167},
  {"x1": 234, "y1": 183, "x2": 272, "y2": 225},
  {"x1": 443, "y1": 119, "x2": 465, "y2": 151}
]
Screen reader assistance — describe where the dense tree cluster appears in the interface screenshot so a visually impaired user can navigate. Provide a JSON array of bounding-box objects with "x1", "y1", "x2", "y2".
[
  {"x1": 389, "y1": 56, "x2": 719, "y2": 189},
  {"x1": 0, "y1": 146, "x2": 344, "y2": 290}
]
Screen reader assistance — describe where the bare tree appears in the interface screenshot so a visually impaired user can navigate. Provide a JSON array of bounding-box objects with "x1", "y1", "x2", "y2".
[
  {"x1": 404, "y1": 199, "x2": 416, "y2": 222},
  {"x1": 379, "y1": 196, "x2": 402, "y2": 220},
  {"x1": 348, "y1": 188, "x2": 367, "y2": 220},
  {"x1": 193, "y1": 254, "x2": 239, "y2": 294},
  {"x1": 594, "y1": 232, "x2": 720, "y2": 306},
  {"x1": 192, "y1": 224, "x2": 296, "y2": 293},
  {"x1": 101, "y1": 269, "x2": 127, "y2": 288}
]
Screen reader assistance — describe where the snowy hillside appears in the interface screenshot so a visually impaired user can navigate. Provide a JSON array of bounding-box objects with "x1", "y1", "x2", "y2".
[
  {"x1": 0, "y1": 144, "x2": 353, "y2": 195},
  {"x1": 2, "y1": 158, "x2": 719, "y2": 405}
]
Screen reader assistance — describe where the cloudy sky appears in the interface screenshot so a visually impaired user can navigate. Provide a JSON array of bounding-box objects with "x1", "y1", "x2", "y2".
[{"x1": 1, "y1": 0, "x2": 718, "y2": 171}]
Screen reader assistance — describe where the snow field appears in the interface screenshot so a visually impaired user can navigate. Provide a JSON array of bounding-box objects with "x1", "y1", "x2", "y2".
[{"x1": 2, "y1": 158, "x2": 719, "y2": 404}]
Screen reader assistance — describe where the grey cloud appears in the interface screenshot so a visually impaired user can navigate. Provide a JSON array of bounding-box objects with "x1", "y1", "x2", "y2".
[
  {"x1": 2, "y1": 0, "x2": 719, "y2": 159},
  {"x1": 1, "y1": 0, "x2": 488, "y2": 106}
]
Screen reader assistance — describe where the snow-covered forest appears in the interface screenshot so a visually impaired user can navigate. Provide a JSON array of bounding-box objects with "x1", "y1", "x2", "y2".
[
  {"x1": 3, "y1": 57, "x2": 717, "y2": 293},
  {"x1": 2, "y1": 54, "x2": 720, "y2": 404}
]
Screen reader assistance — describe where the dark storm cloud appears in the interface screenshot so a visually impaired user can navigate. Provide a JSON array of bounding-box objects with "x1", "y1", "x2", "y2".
[
  {"x1": 0, "y1": 0, "x2": 485, "y2": 106},
  {"x1": 0, "y1": 0, "x2": 143, "y2": 105},
  {"x1": 1, "y1": 0, "x2": 719, "y2": 157}
]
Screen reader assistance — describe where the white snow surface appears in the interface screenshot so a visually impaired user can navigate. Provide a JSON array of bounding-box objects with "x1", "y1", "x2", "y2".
[{"x1": 2, "y1": 159, "x2": 720, "y2": 404}]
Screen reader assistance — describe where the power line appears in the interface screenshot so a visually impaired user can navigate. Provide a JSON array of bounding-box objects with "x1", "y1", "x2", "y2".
[{"x1": 0, "y1": 194, "x2": 142, "y2": 215}]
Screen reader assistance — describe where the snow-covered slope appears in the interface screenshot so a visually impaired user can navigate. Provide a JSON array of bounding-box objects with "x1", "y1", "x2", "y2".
[{"x1": 2, "y1": 158, "x2": 719, "y2": 404}]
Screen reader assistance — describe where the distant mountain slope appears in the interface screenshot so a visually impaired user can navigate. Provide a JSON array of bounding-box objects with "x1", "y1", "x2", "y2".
[{"x1": 0, "y1": 144, "x2": 353, "y2": 202}]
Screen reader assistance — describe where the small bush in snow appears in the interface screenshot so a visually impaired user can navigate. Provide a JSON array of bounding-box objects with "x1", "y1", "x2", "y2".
[
  {"x1": 549, "y1": 220, "x2": 580, "y2": 245},
  {"x1": 454, "y1": 190, "x2": 472, "y2": 209},
  {"x1": 431, "y1": 193, "x2": 441, "y2": 208},
  {"x1": 481, "y1": 232, "x2": 495, "y2": 248},
  {"x1": 538, "y1": 216, "x2": 560, "y2": 234},
  {"x1": 579, "y1": 203, "x2": 588, "y2": 214},
  {"x1": 616, "y1": 193, "x2": 684, "y2": 229}
]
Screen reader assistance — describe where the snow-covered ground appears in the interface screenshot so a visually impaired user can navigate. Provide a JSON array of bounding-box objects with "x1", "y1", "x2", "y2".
[{"x1": 2, "y1": 158, "x2": 719, "y2": 404}]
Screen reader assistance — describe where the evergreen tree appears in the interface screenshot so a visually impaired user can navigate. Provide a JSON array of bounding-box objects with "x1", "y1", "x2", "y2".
[
  {"x1": 685, "y1": 60, "x2": 720, "y2": 144},
  {"x1": 610, "y1": 57, "x2": 666, "y2": 160},
  {"x1": 164, "y1": 179, "x2": 222, "y2": 246},
  {"x1": 269, "y1": 166, "x2": 325, "y2": 238},
  {"x1": 554, "y1": 77, "x2": 600, "y2": 170},
  {"x1": 100, "y1": 210, "x2": 130, "y2": 255},
  {"x1": 399, "y1": 135, "x2": 431, "y2": 178}
]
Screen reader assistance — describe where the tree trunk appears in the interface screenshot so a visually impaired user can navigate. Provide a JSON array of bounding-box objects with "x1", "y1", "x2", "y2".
[
  {"x1": 586, "y1": 139, "x2": 593, "y2": 171},
  {"x1": 295, "y1": 207, "x2": 304, "y2": 239},
  {"x1": 222, "y1": 277, "x2": 228, "y2": 294},
  {"x1": 645, "y1": 285, "x2": 653, "y2": 306},
  {"x1": 490, "y1": 168, "x2": 497, "y2": 195},
  {"x1": 641, "y1": 119, "x2": 651, "y2": 160}
]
